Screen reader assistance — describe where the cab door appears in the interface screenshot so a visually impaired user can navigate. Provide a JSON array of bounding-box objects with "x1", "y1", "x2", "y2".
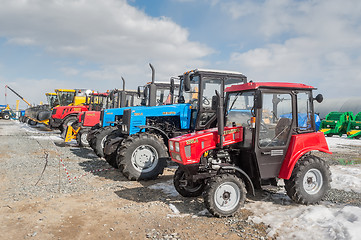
[{"x1": 254, "y1": 90, "x2": 295, "y2": 179}]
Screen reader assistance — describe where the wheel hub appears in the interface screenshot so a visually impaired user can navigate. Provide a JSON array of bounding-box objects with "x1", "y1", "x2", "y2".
[
  {"x1": 214, "y1": 182, "x2": 240, "y2": 211},
  {"x1": 131, "y1": 145, "x2": 158, "y2": 173},
  {"x1": 303, "y1": 168, "x2": 323, "y2": 195}
]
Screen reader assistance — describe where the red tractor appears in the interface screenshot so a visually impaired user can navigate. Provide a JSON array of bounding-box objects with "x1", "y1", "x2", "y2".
[
  {"x1": 49, "y1": 89, "x2": 92, "y2": 135},
  {"x1": 168, "y1": 81, "x2": 331, "y2": 217}
]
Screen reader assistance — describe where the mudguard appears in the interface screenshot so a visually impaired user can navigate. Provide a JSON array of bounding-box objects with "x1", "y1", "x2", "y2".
[{"x1": 278, "y1": 132, "x2": 332, "y2": 179}]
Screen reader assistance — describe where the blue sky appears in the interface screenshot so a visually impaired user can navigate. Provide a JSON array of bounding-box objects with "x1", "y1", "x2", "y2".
[{"x1": 1, "y1": 0, "x2": 361, "y2": 109}]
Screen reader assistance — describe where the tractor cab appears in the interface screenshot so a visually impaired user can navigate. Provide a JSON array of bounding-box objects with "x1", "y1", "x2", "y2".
[
  {"x1": 46, "y1": 93, "x2": 59, "y2": 108},
  {"x1": 169, "y1": 81, "x2": 331, "y2": 217},
  {"x1": 180, "y1": 69, "x2": 247, "y2": 131}
]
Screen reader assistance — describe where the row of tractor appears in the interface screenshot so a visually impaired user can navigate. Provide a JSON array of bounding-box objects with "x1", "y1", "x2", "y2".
[
  {"x1": 319, "y1": 111, "x2": 361, "y2": 138},
  {"x1": 12, "y1": 65, "x2": 333, "y2": 217}
]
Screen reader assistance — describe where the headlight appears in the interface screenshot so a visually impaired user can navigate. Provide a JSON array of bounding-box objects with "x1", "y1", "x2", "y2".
[
  {"x1": 169, "y1": 141, "x2": 174, "y2": 151},
  {"x1": 356, "y1": 126, "x2": 360, "y2": 129},
  {"x1": 184, "y1": 145, "x2": 191, "y2": 158},
  {"x1": 175, "y1": 142, "x2": 180, "y2": 152},
  {"x1": 171, "y1": 152, "x2": 182, "y2": 161}
]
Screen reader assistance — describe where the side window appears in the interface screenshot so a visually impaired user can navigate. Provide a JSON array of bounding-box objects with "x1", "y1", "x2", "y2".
[
  {"x1": 297, "y1": 92, "x2": 313, "y2": 131},
  {"x1": 259, "y1": 93, "x2": 293, "y2": 147}
]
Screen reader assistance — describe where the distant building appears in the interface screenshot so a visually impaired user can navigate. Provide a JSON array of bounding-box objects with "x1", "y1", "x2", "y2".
[{"x1": 315, "y1": 97, "x2": 361, "y2": 119}]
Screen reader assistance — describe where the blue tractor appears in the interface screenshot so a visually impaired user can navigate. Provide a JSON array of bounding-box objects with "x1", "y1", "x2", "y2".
[
  {"x1": 103, "y1": 69, "x2": 248, "y2": 180},
  {"x1": 87, "y1": 64, "x2": 179, "y2": 158}
]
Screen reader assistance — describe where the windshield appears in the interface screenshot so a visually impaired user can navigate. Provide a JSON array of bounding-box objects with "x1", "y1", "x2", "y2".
[
  {"x1": 47, "y1": 95, "x2": 59, "y2": 108},
  {"x1": 182, "y1": 75, "x2": 199, "y2": 104},
  {"x1": 57, "y1": 91, "x2": 75, "y2": 106},
  {"x1": 226, "y1": 91, "x2": 254, "y2": 127},
  {"x1": 91, "y1": 95, "x2": 108, "y2": 110}
]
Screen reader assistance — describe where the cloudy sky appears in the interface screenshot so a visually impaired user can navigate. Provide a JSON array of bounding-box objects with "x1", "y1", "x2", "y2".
[{"x1": 1, "y1": 0, "x2": 361, "y2": 108}]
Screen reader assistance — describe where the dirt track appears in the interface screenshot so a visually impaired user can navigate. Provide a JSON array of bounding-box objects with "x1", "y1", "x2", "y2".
[{"x1": 0, "y1": 120, "x2": 271, "y2": 240}]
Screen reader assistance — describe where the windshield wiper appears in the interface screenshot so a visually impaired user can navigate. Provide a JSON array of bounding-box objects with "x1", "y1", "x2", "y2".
[{"x1": 227, "y1": 92, "x2": 241, "y2": 115}]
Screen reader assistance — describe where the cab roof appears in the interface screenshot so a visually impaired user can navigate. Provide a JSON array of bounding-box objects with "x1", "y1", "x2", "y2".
[
  {"x1": 225, "y1": 82, "x2": 315, "y2": 92},
  {"x1": 183, "y1": 69, "x2": 247, "y2": 78}
]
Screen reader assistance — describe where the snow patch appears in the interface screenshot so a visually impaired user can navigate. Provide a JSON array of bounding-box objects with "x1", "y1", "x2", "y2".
[
  {"x1": 148, "y1": 180, "x2": 179, "y2": 197},
  {"x1": 330, "y1": 165, "x2": 361, "y2": 193},
  {"x1": 247, "y1": 202, "x2": 361, "y2": 240}
]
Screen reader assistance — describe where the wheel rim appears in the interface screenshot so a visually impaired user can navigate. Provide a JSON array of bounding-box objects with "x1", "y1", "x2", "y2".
[
  {"x1": 131, "y1": 145, "x2": 158, "y2": 173},
  {"x1": 303, "y1": 168, "x2": 323, "y2": 195},
  {"x1": 179, "y1": 171, "x2": 203, "y2": 193},
  {"x1": 214, "y1": 182, "x2": 240, "y2": 212},
  {"x1": 100, "y1": 136, "x2": 107, "y2": 149},
  {"x1": 81, "y1": 133, "x2": 88, "y2": 145}
]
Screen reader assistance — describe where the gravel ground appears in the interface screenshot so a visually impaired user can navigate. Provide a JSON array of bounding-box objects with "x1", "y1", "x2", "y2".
[{"x1": 0, "y1": 119, "x2": 360, "y2": 239}]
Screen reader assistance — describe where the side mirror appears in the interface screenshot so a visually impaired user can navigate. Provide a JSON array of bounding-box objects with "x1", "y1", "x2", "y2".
[
  {"x1": 137, "y1": 86, "x2": 141, "y2": 98},
  {"x1": 170, "y1": 78, "x2": 175, "y2": 94},
  {"x1": 254, "y1": 90, "x2": 262, "y2": 109},
  {"x1": 314, "y1": 94, "x2": 323, "y2": 103},
  {"x1": 211, "y1": 95, "x2": 218, "y2": 111},
  {"x1": 184, "y1": 73, "x2": 192, "y2": 92},
  {"x1": 143, "y1": 86, "x2": 148, "y2": 98}
]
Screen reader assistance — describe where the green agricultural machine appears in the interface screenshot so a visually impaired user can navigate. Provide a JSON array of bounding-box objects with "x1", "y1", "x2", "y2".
[
  {"x1": 319, "y1": 111, "x2": 354, "y2": 137},
  {"x1": 347, "y1": 112, "x2": 361, "y2": 139}
]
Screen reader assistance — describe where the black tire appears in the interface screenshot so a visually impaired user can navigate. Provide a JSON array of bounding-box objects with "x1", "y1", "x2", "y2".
[
  {"x1": 3, "y1": 113, "x2": 10, "y2": 120},
  {"x1": 93, "y1": 126, "x2": 117, "y2": 158},
  {"x1": 103, "y1": 130, "x2": 123, "y2": 169},
  {"x1": 116, "y1": 133, "x2": 168, "y2": 181},
  {"x1": 174, "y1": 168, "x2": 205, "y2": 197},
  {"x1": 284, "y1": 155, "x2": 331, "y2": 205},
  {"x1": 76, "y1": 129, "x2": 89, "y2": 147},
  {"x1": 203, "y1": 174, "x2": 246, "y2": 217},
  {"x1": 61, "y1": 116, "x2": 77, "y2": 138},
  {"x1": 28, "y1": 119, "x2": 37, "y2": 126}
]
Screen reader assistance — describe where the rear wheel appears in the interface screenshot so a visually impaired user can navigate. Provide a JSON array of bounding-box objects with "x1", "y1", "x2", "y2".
[
  {"x1": 174, "y1": 168, "x2": 205, "y2": 197},
  {"x1": 3, "y1": 113, "x2": 10, "y2": 120},
  {"x1": 61, "y1": 116, "x2": 77, "y2": 138},
  {"x1": 93, "y1": 127, "x2": 117, "y2": 158},
  {"x1": 203, "y1": 174, "x2": 246, "y2": 217},
  {"x1": 103, "y1": 130, "x2": 123, "y2": 169},
  {"x1": 284, "y1": 155, "x2": 331, "y2": 205},
  {"x1": 117, "y1": 133, "x2": 168, "y2": 181}
]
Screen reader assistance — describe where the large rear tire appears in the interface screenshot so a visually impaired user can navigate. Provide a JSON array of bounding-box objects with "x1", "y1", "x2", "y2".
[
  {"x1": 61, "y1": 116, "x2": 77, "y2": 138},
  {"x1": 93, "y1": 127, "x2": 117, "y2": 158},
  {"x1": 116, "y1": 133, "x2": 168, "y2": 181},
  {"x1": 3, "y1": 113, "x2": 10, "y2": 120},
  {"x1": 174, "y1": 168, "x2": 205, "y2": 197},
  {"x1": 103, "y1": 130, "x2": 123, "y2": 169},
  {"x1": 203, "y1": 174, "x2": 246, "y2": 217},
  {"x1": 284, "y1": 155, "x2": 331, "y2": 205}
]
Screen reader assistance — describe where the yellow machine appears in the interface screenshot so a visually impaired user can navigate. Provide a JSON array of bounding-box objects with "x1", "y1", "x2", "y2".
[{"x1": 55, "y1": 89, "x2": 90, "y2": 107}]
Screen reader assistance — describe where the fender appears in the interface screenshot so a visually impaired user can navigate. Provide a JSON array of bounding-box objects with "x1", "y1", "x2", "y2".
[
  {"x1": 137, "y1": 125, "x2": 169, "y2": 143},
  {"x1": 103, "y1": 136, "x2": 124, "y2": 156},
  {"x1": 219, "y1": 165, "x2": 255, "y2": 196},
  {"x1": 278, "y1": 132, "x2": 332, "y2": 180}
]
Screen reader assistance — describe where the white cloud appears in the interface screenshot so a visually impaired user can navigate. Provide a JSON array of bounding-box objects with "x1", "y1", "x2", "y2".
[
  {"x1": 0, "y1": 0, "x2": 212, "y2": 104},
  {"x1": 217, "y1": 0, "x2": 361, "y2": 98}
]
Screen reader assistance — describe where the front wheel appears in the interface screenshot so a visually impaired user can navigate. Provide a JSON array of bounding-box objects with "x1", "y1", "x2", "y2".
[
  {"x1": 284, "y1": 155, "x2": 331, "y2": 205},
  {"x1": 116, "y1": 133, "x2": 168, "y2": 181},
  {"x1": 174, "y1": 168, "x2": 205, "y2": 197},
  {"x1": 203, "y1": 174, "x2": 246, "y2": 217},
  {"x1": 76, "y1": 129, "x2": 89, "y2": 147}
]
